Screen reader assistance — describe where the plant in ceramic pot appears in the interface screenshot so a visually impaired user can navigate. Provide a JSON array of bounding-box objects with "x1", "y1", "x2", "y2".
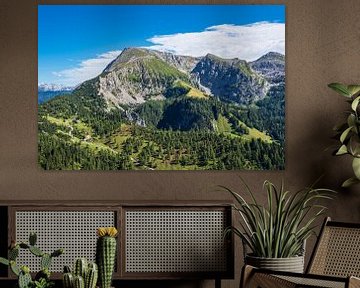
[
  {"x1": 222, "y1": 180, "x2": 334, "y2": 273},
  {"x1": 328, "y1": 83, "x2": 360, "y2": 187}
]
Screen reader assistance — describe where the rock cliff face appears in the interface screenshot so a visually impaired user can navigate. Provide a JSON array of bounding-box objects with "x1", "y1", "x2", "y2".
[
  {"x1": 250, "y1": 52, "x2": 285, "y2": 84},
  {"x1": 191, "y1": 54, "x2": 270, "y2": 104},
  {"x1": 77, "y1": 47, "x2": 284, "y2": 107},
  {"x1": 97, "y1": 48, "x2": 193, "y2": 106}
]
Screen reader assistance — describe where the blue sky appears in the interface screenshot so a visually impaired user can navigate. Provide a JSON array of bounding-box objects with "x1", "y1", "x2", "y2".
[{"x1": 38, "y1": 5, "x2": 285, "y2": 86}]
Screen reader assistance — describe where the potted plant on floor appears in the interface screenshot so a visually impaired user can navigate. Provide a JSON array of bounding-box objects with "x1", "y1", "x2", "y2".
[
  {"x1": 328, "y1": 83, "x2": 360, "y2": 187},
  {"x1": 222, "y1": 179, "x2": 334, "y2": 273}
]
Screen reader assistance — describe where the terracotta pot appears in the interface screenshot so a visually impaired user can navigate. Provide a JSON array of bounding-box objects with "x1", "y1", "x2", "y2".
[{"x1": 245, "y1": 254, "x2": 305, "y2": 273}]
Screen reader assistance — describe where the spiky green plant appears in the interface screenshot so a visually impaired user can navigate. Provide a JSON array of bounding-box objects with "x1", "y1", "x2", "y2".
[
  {"x1": 222, "y1": 179, "x2": 335, "y2": 258},
  {"x1": 328, "y1": 83, "x2": 360, "y2": 187},
  {"x1": 96, "y1": 227, "x2": 118, "y2": 288}
]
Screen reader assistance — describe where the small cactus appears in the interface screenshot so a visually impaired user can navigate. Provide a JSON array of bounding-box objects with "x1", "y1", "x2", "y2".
[
  {"x1": 64, "y1": 265, "x2": 72, "y2": 273},
  {"x1": 63, "y1": 259, "x2": 98, "y2": 288},
  {"x1": 41, "y1": 253, "x2": 52, "y2": 270},
  {"x1": 0, "y1": 232, "x2": 63, "y2": 288},
  {"x1": 96, "y1": 227, "x2": 118, "y2": 288},
  {"x1": 74, "y1": 258, "x2": 87, "y2": 279},
  {"x1": 63, "y1": 272, "x2": 74, "y2": 288},
  {"x1": 85, "y1": 263, "x2": 98, "y2": 288},
  {"x1": 18, "y1": 269, "x2": 32, "y2": 288},
  {"x1": 74, "y1": 275, "x2": 85, "y2": 288}
]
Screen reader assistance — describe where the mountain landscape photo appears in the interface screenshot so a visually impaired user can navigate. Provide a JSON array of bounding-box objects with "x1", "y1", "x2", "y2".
[{"x1": 38, "y1": 5, "x2": 285, "y2": 170}]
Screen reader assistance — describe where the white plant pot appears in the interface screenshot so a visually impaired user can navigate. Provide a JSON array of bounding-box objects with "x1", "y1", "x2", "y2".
[{"x1": 245, "y1": 254, "x2": 305, "y2": 273}]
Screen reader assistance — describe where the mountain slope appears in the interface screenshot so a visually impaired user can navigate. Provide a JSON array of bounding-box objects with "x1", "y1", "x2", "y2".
[
  {"x1": 250, "y1": 52, "x2": 285, "y2": 84},
  {"x1": 96, "y1": 48, "x2": 199, "y2": 106},
  {"x1": 38, "y1": 48, "x2": 285, "y2": 170},
  {"x1": 78, "y1": 48, "x2": 284, "y2": 107},
  {"x1": 191, "y1": 54, "x2": 270, "y2": 104}
]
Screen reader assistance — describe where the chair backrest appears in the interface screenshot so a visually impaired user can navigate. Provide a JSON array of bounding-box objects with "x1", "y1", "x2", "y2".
[{"x1": 307, "y1": 217, "x2": 360, "y2": 277}]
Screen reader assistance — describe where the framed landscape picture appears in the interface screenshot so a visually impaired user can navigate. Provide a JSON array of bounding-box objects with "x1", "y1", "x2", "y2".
[{"x1": 38, "y1": 5, "x2": 285, "y2": 170}]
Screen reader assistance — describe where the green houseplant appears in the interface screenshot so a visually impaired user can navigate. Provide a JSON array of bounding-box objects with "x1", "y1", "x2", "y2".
[
  {"x1": 0, "y1": 232, "x2": 63, "y2": 288},
  {"x1": 223, "y1": 179, "x2": 334, "y2": 272},
  {"x1": 328, "y1": 83, "x2": 360, "y2": 187}
]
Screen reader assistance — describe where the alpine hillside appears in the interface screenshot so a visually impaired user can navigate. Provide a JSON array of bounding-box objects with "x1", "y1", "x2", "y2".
[{"x1": 38, "y1": 48, "x2": 285, "y2": 170}]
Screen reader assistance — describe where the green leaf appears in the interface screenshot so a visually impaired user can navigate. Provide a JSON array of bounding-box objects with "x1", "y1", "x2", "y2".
[
  {"x1": 340, "y1": 126, "x2": 352, "y2": 143},
  {"x1": 351, "y1": 96, "x2": 360, "y2": 111},
  {"x1": 342, "y1": 177, "x2": 360, "y2": 188},
  {"x1": 0, "y1": 257, "x2": 9, "y2": 266},
  {"x1": 336, "y1": 145, "x2": 348, "y2": 155},
  {"x1": 347, "y1": 85, "x2": 360, "y2": 97},
  {"x1": 352, "y1": 157, "x2": 360, "y2": 179},
  {"x1": 328, "y1": 83, "x2": 351, "y2": 97},
  {"x1": 347, "y1": 114, "x2": 356, "y2": 127},
  {"x1": 349, "y1": 135, "x2": 360, "y2": 156}
]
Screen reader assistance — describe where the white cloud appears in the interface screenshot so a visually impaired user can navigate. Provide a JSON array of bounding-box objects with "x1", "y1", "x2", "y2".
[
  {"x1": 52, "y1": 50, "x2": 122, "y2": 86},
  {"x1": 50, "y1": 22, "x2": 284, "y2": 86},
  {"x1": 145, "y1": 22, "x2": 285, "y2": 61}
]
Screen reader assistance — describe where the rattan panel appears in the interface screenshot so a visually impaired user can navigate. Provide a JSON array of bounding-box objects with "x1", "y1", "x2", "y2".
[
  {"x1": 310, "y1": 226, "x2": 360, "y2": 277},
  {"x1": 125, "y1": 210, "x2": 227, "y2": 273},
  {"x1": 15, "y1": 211, "x2": 115, "y2": 272},
  {"x1": 277, "y1": 275, "x2": 345, "y2": 288}
]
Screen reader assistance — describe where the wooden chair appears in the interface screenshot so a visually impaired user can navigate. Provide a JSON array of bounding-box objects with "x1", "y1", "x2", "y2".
[{"x1": 241, "y1": 217, "x2": 360, "y2": 288}]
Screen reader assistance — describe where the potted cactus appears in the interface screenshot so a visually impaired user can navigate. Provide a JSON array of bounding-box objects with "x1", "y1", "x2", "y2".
[
  {"x1": 96, "y1": 227, "x2": 118, "y2": 288},
  {"x1": 0, "y1": 232, "x2": 63, "y2": 288},
  {"x1": 62, "y1": 258, "x2": 98, "y2": 288}
]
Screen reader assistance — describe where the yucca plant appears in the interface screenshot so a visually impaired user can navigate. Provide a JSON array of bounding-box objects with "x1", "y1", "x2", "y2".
[{"x1": 223, "y1": 180, "x2": 334, "y2": 258}]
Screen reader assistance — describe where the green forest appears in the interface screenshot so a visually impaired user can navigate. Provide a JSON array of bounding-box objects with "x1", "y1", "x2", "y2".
[{"x1": 38, "y1": 80, "x2": 285, "y2": 170}]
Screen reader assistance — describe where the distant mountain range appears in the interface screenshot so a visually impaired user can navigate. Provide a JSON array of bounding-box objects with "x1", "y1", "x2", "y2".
[
  {"x1": 38, "y1": 83, "x2": 74, "y2": 92},
  {"x1": 38, "y1": 83, "x2": 74, "y2": 104},
  {"x1": 75, "y1": 47, "x2": 284, "y2": 107},
  {"x1": 39, "y1": 48, "x2": 284, "y2": 106},
  {"x1": 38, "y1": 48, "x2": 285, "y2": 170}
]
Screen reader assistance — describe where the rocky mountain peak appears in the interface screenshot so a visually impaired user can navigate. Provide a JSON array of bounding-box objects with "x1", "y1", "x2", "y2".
[
  {"x1": 103, "y1": 47, "x2": 153, "y2": 73},
  {"x1": 256, "y1": 51, "x2": 284, "y2": 62},
  {"x1": 192, "y1": 53, "x2": 270, "y2": 104},
  {"x1": 75, "y1": 48, "x2": 284, "y2": 107},
  {"x1": 250, "y1": 52, "x2": 285, "y2": 84}
]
